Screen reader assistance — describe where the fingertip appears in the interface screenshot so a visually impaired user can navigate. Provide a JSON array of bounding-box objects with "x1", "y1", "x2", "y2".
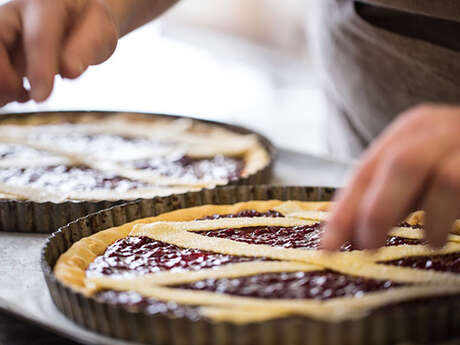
[
  {"x1": 320, "y1": 222, "x2": 347, "y2": 251},
  {"x1": 425, "y1": 226, "x2": 448, "y2": 249},
  {"x1": 428, "y1": 239, "x2": 446, "y2": 250},
  {"x1": 356, "y1": 223, "x2": 388, "y2": 250},
  {"x1": 319, "y1": 231, "x2": 340, "y2": 251},
  {"x1": 423, "y1": 213, "x2": 452, "y2": 250},
  {"x1": 60, "y1": 57, "x2": 86, "y2": 79},
  {"x1": 27, "y1": 69, "x2": 55, "y2": 102},
  {"x1": 30, "y1": 82, "x2": 51, "y2": 102},
  {"x1": 426, "y1": 230, "x2": 447, "y2": 249}
]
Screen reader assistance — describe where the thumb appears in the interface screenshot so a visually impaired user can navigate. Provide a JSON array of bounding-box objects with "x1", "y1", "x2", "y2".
[{"x1": 60, "y1": 0, "x2": 118, "y2": 79}]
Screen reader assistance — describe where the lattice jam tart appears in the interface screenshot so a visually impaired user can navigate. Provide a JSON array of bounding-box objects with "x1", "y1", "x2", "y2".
[
  {"x1": 0, "y1": 113, "x2": 270, "y2": 202},
  {"x1": 55, "y1": 201, "x2": 460, "y2": 324}
]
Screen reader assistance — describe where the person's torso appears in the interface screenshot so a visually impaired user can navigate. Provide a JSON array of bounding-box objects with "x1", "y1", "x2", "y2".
[{"x1": 310, "y1": 0, "x2": 460, "y2": 159}]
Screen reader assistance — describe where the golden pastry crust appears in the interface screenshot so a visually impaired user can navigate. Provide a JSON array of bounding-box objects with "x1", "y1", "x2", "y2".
[
  {"x1": 54, "y1": 200, "x2": 320, "y2": 289},
  {"x1": 54, "y1": 200, "x2": 460, "y2": 323},
  {"x1": 0, "y1": 113, "x2": 270, "y2": 202}
]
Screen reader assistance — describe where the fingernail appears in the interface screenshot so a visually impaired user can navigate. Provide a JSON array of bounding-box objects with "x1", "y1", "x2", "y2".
[{"x1": 31, "y1": 84, "x2": 49, "y2": 102}]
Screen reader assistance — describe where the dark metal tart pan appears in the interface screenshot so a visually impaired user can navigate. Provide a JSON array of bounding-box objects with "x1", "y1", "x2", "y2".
[
  {"x1": 0, "y1": 111, "x2": 275, "y2": 233},
  {"x1": 41, "y1": 185, "x2": 460, "y2": 345}
]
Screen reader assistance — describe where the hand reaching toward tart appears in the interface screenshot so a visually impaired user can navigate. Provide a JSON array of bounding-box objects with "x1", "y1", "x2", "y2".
[
  {"x1": 0, "y1": 0, "x2": 177, "y2": 106},
  {"x1": 323, "y1": 104, "x2": 460, "y2": 250}
]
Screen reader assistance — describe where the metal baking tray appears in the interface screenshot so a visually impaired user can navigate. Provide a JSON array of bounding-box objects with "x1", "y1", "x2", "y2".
[{"x1": 0, "y1": 111, "x2": 275, "y2": 233}]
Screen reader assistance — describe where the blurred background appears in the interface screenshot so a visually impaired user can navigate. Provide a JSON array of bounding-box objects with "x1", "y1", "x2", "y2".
[{"x1": 0, "y1": 0, "x2": 329, "y2": 156}]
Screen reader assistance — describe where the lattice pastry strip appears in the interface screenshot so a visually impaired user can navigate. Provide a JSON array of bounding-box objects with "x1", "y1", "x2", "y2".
[
  {"x1": 80, "y1": 215, "x2": 460, "y2": 322},
  {"x1": 0, "y1": 114, "x2": 269, "y2": 201},
  {"x1": 86, "y1": 282, "x2": 459, "y2": 323},
  {"x1": 54, "y1": 201, "x2": 460, "y2": 323},
  {"x1": 0, "y1": 115, "x2": 261, "y2": 160},
  {"x1": 126, "y1": 218, "x2": 460, "y2": 284},
  {"x1": 273, "y1": 203, "x2": 460, "y2": 235}
]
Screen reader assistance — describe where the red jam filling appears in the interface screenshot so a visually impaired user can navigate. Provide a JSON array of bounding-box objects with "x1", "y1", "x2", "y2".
[
  {"x1": 0, "y1": 165, "x2": 147, "y2": 192},
  {"x1": 382, "y1": 253, "x2": 460, "y2": 273},
  {"x1": 88, "y1": 209, "x2": 458, "y2": 319},
  {"x1": 87, "y1": 209, "x2": 443, "y2": 279},
  {"x1": 176, "y1": 270, "x2": 402, "y2": 300},
  {"x1": 199, "y1": 209, "x2": 284, "y2": 220},
  {"x1": 199, "y1": 224, "x2": 424, "y2": 251},
  {"x1": 95, "y1": 270, "x2": 402, "y2": 318},
  {"x1": 95, "y1": 290, "x2": 202, "y2": 320},
  {"x1": 86, "y1": 236, "x2": 261, "y2": 278}
]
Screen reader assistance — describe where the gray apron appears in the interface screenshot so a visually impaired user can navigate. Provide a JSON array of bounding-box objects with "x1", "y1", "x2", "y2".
[{"x1": 310, "y1": 0, "x2": 460, "y2": 158}]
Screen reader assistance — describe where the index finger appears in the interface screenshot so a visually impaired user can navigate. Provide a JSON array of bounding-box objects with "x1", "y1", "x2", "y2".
[
  {"x1": 22, "y1": 0, "x2": 68, "y2": 102},
  {"x1": 321, "y1": 107, "x2": 430, "y2": 250}
]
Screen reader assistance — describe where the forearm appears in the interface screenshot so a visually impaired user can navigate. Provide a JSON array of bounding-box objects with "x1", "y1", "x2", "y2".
[{"x1": 106, "y1": 0, "x2": 180, "y2": 37}]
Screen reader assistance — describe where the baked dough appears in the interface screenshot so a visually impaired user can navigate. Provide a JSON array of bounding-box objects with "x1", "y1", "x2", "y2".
[
  {"x1": 0, "y1": 113, "x2": 270, "y2": 202},
  {"x1": 54, "y1": 200, "x2": 460, "y2": 323}
]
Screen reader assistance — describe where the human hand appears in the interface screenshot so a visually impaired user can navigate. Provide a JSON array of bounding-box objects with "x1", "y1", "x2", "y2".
[
  {"x1": 322, "y1": 104, "x2": 460, "y2": 250},
  {"x1": 0, "y1": 0, "x2": 119, "y2": 106}
]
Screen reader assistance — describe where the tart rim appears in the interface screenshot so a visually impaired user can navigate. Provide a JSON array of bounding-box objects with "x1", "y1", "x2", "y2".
[
  {"x1": 0, "y1": 111, "x2": 272, "y2": 202},
  {"x1": 54, "y1": 200, "x2": 460, "y2": 324}
]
